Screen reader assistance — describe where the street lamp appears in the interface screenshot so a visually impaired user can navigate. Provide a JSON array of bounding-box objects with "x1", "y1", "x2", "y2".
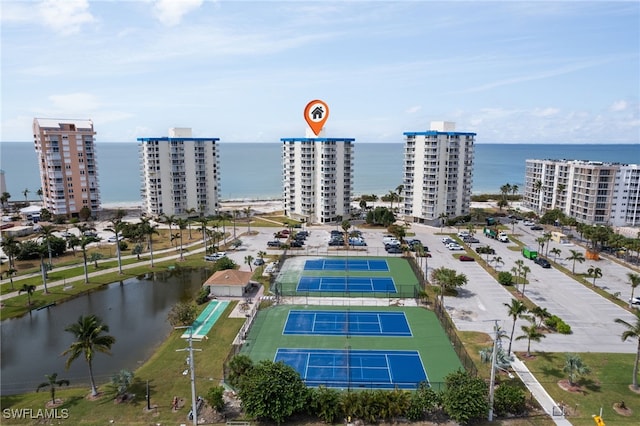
[{"x1": 176, "y1": 326, "x2": 202, "y2": 426}]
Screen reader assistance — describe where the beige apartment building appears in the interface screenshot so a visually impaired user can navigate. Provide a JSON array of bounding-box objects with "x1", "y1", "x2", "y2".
[
  {"x1": 33, "y1": 118, "x2": 100, "y2": 217},
  {"x1": 523, "y1": 159, "x2": 640, "y2": 227}
]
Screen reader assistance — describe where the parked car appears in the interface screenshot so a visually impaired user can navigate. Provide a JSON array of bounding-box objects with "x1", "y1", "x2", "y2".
[
  {"x1": 349, "y1": 239, "x2": 367, "y2": 246},
  {"x1": 476, "y1": 246, "x2": 496, "y2": 255},
  {"x1": 290, "y1": 241, "x2": 303, "y2": 248},
  {"x1": 253, "y1": 258, "x2": 265, "y2": 266},
  {"x1": 83, "y1": 230, "x2": 98, "y2": 237},
  {"x1": 530, "y1": 225, "x2": 544, "y2": 231},
  {"x1": 534, "y1": 257, "x2": 551, "y2": 268},
  {"x1": 204, "y1": 253, "x2": 225, "y2": 261},
  {"x1": 459, "y1": 255, "x2": 475, "y2": 262},
  {"x1": 328, "y1": 239, "x2": 344, "y2": 246},
  {"x1": 442, "y1": 237, "x2": 456, "y2": 245},
  {"x1": 523, "y1": 220, "x2": 535, "y2": 226},
  {"x1": 630, "y1": 297, "x2": 640, "y2": 306},
  {"x1": 107, "y1": 235, "x2": 124, "y2": 243},
  {"x1": 457, "y1": 231, "x2": 470, "y2": 238},
  {"x1": 447, "y1": 243, "x2": 464, "y2": 251},
  {"x1": 498, "y1": 235, "x2": 509, "y2": 243},
  {"x1": 463, "y1": 236, "x2": 480, "y2": 244},
  {"x1": 386, "y1": 246, "x2": 403, "y2": 254},
  {"x1": 267, "y1": 240, "x2": 282, "y2": 247}
]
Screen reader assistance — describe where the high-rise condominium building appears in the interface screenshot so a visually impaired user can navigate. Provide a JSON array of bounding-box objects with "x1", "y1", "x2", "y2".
[
  {"x1": 401, "y1": 121, "x2": 475, "y2": 224},
  {"x1": 523, "y1": 159, "x2": 640, "y2": 227},
  {"x1": 33, "y1": 118, "x2": 100, "y2": 217},
  {"x1": 138, "y1": 128, "x2": 220, "y2": 217},
  {"x1": 281, "y1": 137, "x2": 354, "y2": 224}
]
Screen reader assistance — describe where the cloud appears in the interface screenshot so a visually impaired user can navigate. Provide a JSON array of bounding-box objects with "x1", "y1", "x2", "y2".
[
  {"x1": 49, "y1": 93, "x2": 101, "y2": 112},
  {"x1": 610, "y1": 100, "x2": 628, "y2": 112},
  {"x1": 152, "y1": 0, "x2": 204, "y2": 27},
  {"x1": 38, "y1": 0, "x2": 95, "y2": 35},
  {"x1": 532, "y1": 107, "x2": 560, "y2": 117},
  {"x1": 405, "y1": 106, "x2": 421, "y2": 114}
]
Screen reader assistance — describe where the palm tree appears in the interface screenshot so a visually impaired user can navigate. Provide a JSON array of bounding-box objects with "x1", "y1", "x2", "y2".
[
  {"x1": 530, "y1": 306, "x2": 551, "y2": 328},
  {"x1": 341, "y1": 220, "x2": 351, "y2": 249},
  {"x1": 19, "y1": 284, "x2": 37, "y2": 306},
  {"x1": 387, "y1": 190, "x2": 398, "y2": 210},
  {"x1": 500, "y1": 183, "x2": 512, "y2": 207},
  {"x1": 504, "y1": 299, "x2": 527, "y2": 354},
  {"x1": 232, "y1": 210, "x2": 240, "y2": 239},
  {"x1": 22, "y1": 188, "x2": 30, "y2": 202},
  {"x1": 63, "y1": 315, "x2": 116, "y2": 397},
  {"x1": 105, "y1": 217, "x2": 127, "y2": 274},
  {"x1": 4, "y1": 268, "x2": 17, "y2": 290},
  {"x1": 492, "y1": 256, "x2": 504, "y2": 270},
  {"x1": 139, "y1": 217, "x2": 159, "y2": 268},
  {"x1": 243, "y1": 206, "x2": 253, "y2": 234},
  {"x1": 516, "y1": 318, "x2": 546, "y2": 357},
  {"x1": 565, "y1": 249, "x2": 585, "y2": 274},
  {"x1": 438, "y1": 212, "x2": 448, "y2": 232},
  {"x1": 543, "y1": 232, "x2": 552, "y2": 257},
  {"x1": 244, "y1": 255, "x2": 254, "y2": 271},
  {"x1": 174, "y1": 218, "x2": 189, "y2": 260},
  {"x1": 563, "y1": 354, "x2": 590, "y2": 387},
  {"x1": 36, "y1": 187, "x2": 43, "y2": 202},
  {"x1": 161, "y1": 214, "x2": 177, "y2": 246},
  {"x1": 429, "y1": 267, "x2": 468, "y2": 307},
  {"x1": 511, "y1": 184, "x2": 519, "y2": 198},
  {"x1": 36, "y1": 372, "x2": 70, "y2": 405},
  {"x1": 38, "y1": 224, "x2": 58, "y2": 270},
  {"x1": 78, "y1": 235, "x2": 99, "y2": 283},
  {"x1": 89, "y1": 252, "x2": 103, "y2": 268},
  {"x1": 0, "y1": 191, "x2": 10, "y2": 208},
  {"x1": 627, "y1": 273, "x2": 640, "y2": 309},
  {"x1": 536, "y1": 236, "x2": 547, "y2": 253},
  {"x1": 359, "y1": 199, "x2": 367, "y2": 211},
  {"x1": 614, "y1": 311, "x2": 640, "y2": 389},
  {"x1": 587, "y1": 265, "x2": 603, "y2": 287},
  {"x1": 520, "y1": 265, "x2": 531, "y2": 296},
  {"x1": 185, "y1": 207, "x2": 197, "y2": 239},
  {"x1": 550, "y1": 247, "x2": 562, "y2": 263}
]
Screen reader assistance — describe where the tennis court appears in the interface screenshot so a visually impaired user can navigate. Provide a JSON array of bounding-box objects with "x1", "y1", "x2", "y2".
[
  {"x1": 283, "y1": 310, "x2": 412, "y2": 337},
  {"x1": 296, "y1": 276, "x2": 396, "y2": 293},
  {"x1": 274, "y1": 348, "x2": 427, "y2": 389},
  {"x1": 304, "y1": 258, "x2": 389, "y2": 272}
]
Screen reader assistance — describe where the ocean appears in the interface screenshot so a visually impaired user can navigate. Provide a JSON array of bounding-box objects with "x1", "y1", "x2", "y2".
[{"x1": 0, "y1": 142, "x2": 637, "y2": 204}]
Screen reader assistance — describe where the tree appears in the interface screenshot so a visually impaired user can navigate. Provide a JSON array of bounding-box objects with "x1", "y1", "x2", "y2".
[
  {"x1": 257, "y1": 250, "x2": 266, "y2": 262},
  {"x1": 441, "y1": 370, "x2": 489, "y2": 425},
  {"x1": 430, "y1": 267, "x2": 468, "y2": 307},
  {"x1": 22, "y1": 187, "x2": 30, "y2": 202},
  {"x1": 491, "y1": 256, "x2": 504, "y2": 270},
  {"x1": 550, "y1": 247, "x2": 562, "y2": 263},
  {"x1": 175, "y1": 218, "x2": 189, "y2": 260},
  {"x1": 232, "y1": 210, "x2": 240, "y2": 239},
  {"x1": 105, "y1": 214, "x2": 127, "y2": 274},
  {"x1": 205, "y1": 385, "x2": 226, "y2": 412},
  {"x1": 111, "y1": 369, "x2": 134, "y2": 401},
  {"x1": 36, "y1": 372, "x2": 69, "y2": 405},
  {"x1": 185, "y1": 207, "x2": 197, "y2": 239},
  {"x1": 1, "y1": 235, "x2": 19, "y2": 269},
  {"x1": 4, "y1": 268, "x2": 17, "y2": 290},
  {"x1": 139, "y1": 217, "x2": 159, "y2": 267},
  {"x1": 563, "y1": 354, "x2": 590, "y2": 386},
  {"x1": 19, "y1": 284, "x2": 37, "y2": 307},
  {"x1": 161, "y1": 214, "x2": 177, "y2": 246},
  {"x1": 89, "y1": 252, "x2": 103, "y2": 269},
  {"x1": 587, "y1": 265, "x2": 603, "y2": 287},
  {"x1": 504, "y1": 299, "x2": 527, "y2": 354},
  {"x1": 341, "y1": 219, "x2": 351, "y2": 248},
  {"x1": 614, "y1": 311, "x2": 640, "y2": 389},
  {"x1": 237, "y1": 360, "x2": 308, "y2": 425},
  {"x1": 520, "y1": 265, "x2": 531, "y2": 296},
  {"x1": 227, "y1": 354, "x2": 254, "y2": 389},
  {"x1": 516, "y1": 318, "x2": 546, "y2": 357},
  {"x1": 243, "y1": 206, "x2": 253, "y2": 234},
  {"x1": 244, "y1": 255, "x2": 254, "y2": 271},
  {"x1": 627, "y1": 273, "x2": 640, "y2": 309},
  {"x1": 308, "y1": 385, "x2": 343, "y2": 424},
  {"x1": 79, "y1": 235, "x2": 100, "y2": 283},
  {"x1": 62, "y1": 315, "x2": 116, "y2": 397},
  {"x1": 167, "y1": 301, "x2": 197, "y2": 327},
  {"x1": 132, "y1": 244, "x2": 143, "y2": 260},
  {"x1": 37, "y1": 224, "x2": 58, "y2": 270},
  {"x1": 565, "y1": 249, "x2": 585, "y2": 274},
  {"x1": 0, "y1": 191, "x2": 10, "y2": 208},
  {"x1": 530, "y1": 306, "x2": 551, "y2": 328}
]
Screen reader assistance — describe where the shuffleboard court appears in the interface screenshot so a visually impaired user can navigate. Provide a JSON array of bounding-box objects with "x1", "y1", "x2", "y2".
[
  {"x1": 275, "y1": 348, "x2": 427, "y2": 389},
  {"x1": 297, "y1": 276, "x2": 396, "y2": 293},
  {"x1": 283, "y1": 310, "x2": 412, "y2": 336},
  {"x1": 304, "y1": 259, "x2": 389, "y2": 272}
]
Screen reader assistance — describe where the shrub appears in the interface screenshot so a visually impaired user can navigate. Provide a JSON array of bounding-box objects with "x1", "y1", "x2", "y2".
[
  {"x1": 556, "y1": 321, "x2": 572, "y2": 334},
  {"x1": 195, "y1": 287, "x2": 210, "y2": 305},
  {"x1": 498, "y1": 271, "x2": 513, "y2": 286},
  {"x1": 167, "y1": 301, "x2": 197, "y2": 327},
  {"x1": 493, "y1": 384, "x2": 526, "y2": 417},
  {"x1": 544, "y1": 315, "x2": 560, "y2": 329},
  {"x1": 205, "y1": 385, "x2": 225, "y2": 412},
  {"x1": 442, "y1": 370, "x2": 489, "y2": 424}
]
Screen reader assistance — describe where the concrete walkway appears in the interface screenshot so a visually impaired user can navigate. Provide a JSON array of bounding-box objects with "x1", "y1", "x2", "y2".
[{"x1": 511, "y1": 356, "x2": 573, "y2": 425}]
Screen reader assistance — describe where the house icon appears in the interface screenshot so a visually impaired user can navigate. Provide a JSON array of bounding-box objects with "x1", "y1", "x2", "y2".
[{"x1": 311, "y1": 106, "x2": 324, "y2": 120}]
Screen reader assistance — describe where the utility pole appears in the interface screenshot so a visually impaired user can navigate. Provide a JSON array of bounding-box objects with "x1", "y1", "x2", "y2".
[
  {"x1": 488, "y1": 319, "x2": 500, "y2": 422},
  {"x1": 176, "y1": 327, "x2": 202, "y2": 426}
]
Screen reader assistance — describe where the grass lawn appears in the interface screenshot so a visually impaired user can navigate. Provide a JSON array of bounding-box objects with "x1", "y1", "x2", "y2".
[
  {"x1": 517, "y1": 352, "x2": 639, "y2": 425},
  {"x1": 0, "y1": 302, "x2": 245, "y2": 425}
]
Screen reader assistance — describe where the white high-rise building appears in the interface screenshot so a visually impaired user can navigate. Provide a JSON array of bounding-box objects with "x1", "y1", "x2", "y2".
[
  {"x1": 281, "y1": 136, "x2": 354, "y2": 224},
  {"x1": 138, "y1": 128, "x2": 220, "y2": 217},
  {"x1": 523, "y1": 159, "x2": 640, "y2": 227},
  {"x1": 401, "y1": 122, "x2": 475, "y2": 224},
  {"x1": 33, "y1": 118, "x2": 100, "y2": 217}
]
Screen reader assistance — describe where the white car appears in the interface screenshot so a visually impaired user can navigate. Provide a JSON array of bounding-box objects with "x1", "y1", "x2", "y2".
[
  {"x1": 457, "y1": 231, "x2": 470, "y2": 238},
  {"x1": 523, "y1": 220, "x2": 535, "y2": 226},
  {"x1": 630, "y1": 297, "x2": 640, "y2": 307},
  {"x1": 447, "y1": 243, "x2": 464, "y2": 251},
  {"x1": 107, "y1": 235, "x2": 124, "y2": 243}
]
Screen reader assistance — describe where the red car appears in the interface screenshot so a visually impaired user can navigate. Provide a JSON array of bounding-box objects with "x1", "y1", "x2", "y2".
[{"x1": 459, "y1": 255, "x2": 475, "y2": 262}]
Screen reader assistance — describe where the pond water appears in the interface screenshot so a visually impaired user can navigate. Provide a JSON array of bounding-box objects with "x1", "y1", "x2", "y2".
[{"x1": 0, "y1": 267, "x2": 210, "y2": 395}]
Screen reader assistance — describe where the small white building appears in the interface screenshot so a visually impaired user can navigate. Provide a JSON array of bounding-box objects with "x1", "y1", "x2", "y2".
[{"x1": 203, "y1": 269, "x2": 255, "y2": 298}]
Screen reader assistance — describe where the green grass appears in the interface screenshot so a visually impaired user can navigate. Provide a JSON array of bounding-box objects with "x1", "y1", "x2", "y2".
[
  {"x1": 522, "y1": 352, "x2": 639, "y2": 425},
  {"x1": 0, "y1": 302, "x2": 245, "y2": 425}
]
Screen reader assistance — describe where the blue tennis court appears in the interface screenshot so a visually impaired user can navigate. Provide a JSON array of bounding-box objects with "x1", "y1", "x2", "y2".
[
  {"x1": 283, "y1": 310, "x2": 412, "y2": 336},
  {"x1": 275, "y1": 348, "x2": 427, "y2": 389},
  {"x1": 297, "y1": 276, "x2": 397, "y2": 293},
  {"x1": 304, "y1": 259, "x2": 389, "y2": 272}
]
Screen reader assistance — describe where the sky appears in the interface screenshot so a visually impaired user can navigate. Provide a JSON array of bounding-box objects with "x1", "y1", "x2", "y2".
[{"x1": 1, "y1": 0, "x2": 639, "y2": 144}]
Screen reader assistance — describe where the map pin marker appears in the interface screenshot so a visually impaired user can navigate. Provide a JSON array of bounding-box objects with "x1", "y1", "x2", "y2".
[{"x1": 304, "y1": 100, "x2": 329, "y2": 136}]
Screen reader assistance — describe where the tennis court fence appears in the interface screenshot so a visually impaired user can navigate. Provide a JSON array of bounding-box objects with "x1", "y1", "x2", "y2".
[{"x1": 433, "y1": 296, "x2": 478, "y2": 377}]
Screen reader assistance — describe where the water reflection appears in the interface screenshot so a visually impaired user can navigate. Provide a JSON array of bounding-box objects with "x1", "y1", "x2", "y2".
[{"x1": 0, "y1": 268, "x2": 208, "y2": 395}]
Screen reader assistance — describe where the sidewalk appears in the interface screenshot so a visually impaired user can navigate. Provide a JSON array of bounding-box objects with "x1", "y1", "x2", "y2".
[{"x1": 511, "y1": 356, "x2": 573, "y2": 425}]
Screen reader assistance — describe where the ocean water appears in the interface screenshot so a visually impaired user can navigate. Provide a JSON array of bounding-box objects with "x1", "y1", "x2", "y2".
[{"x1": 0, "y1": 142, "x2": 636, "y2": 204}]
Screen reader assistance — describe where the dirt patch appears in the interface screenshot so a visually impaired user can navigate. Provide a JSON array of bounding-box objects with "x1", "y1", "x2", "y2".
[
  {"x1": 44, "y1": 399, "x2": 64, "y2": 408},
  {"x1": 613, "y1": 401, "x2": 633, "y2": 416},
  {"x1": 558, "y1": 379, "x2": 584, "y2": 394}
]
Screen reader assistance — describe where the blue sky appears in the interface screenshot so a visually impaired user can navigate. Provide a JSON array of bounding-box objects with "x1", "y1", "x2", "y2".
[{"x1": 1, "y1": 0, "x2": 638, "y2": 144}]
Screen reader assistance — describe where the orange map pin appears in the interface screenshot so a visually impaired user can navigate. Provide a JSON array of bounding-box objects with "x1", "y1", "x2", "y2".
[{"x1": 304, "y1": 100, "x2": 329, "y2": 136}]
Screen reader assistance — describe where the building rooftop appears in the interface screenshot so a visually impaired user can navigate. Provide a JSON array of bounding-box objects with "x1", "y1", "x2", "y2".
[{"x1": 34, "y1": 118, "x2": 94, "y2": 130}]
